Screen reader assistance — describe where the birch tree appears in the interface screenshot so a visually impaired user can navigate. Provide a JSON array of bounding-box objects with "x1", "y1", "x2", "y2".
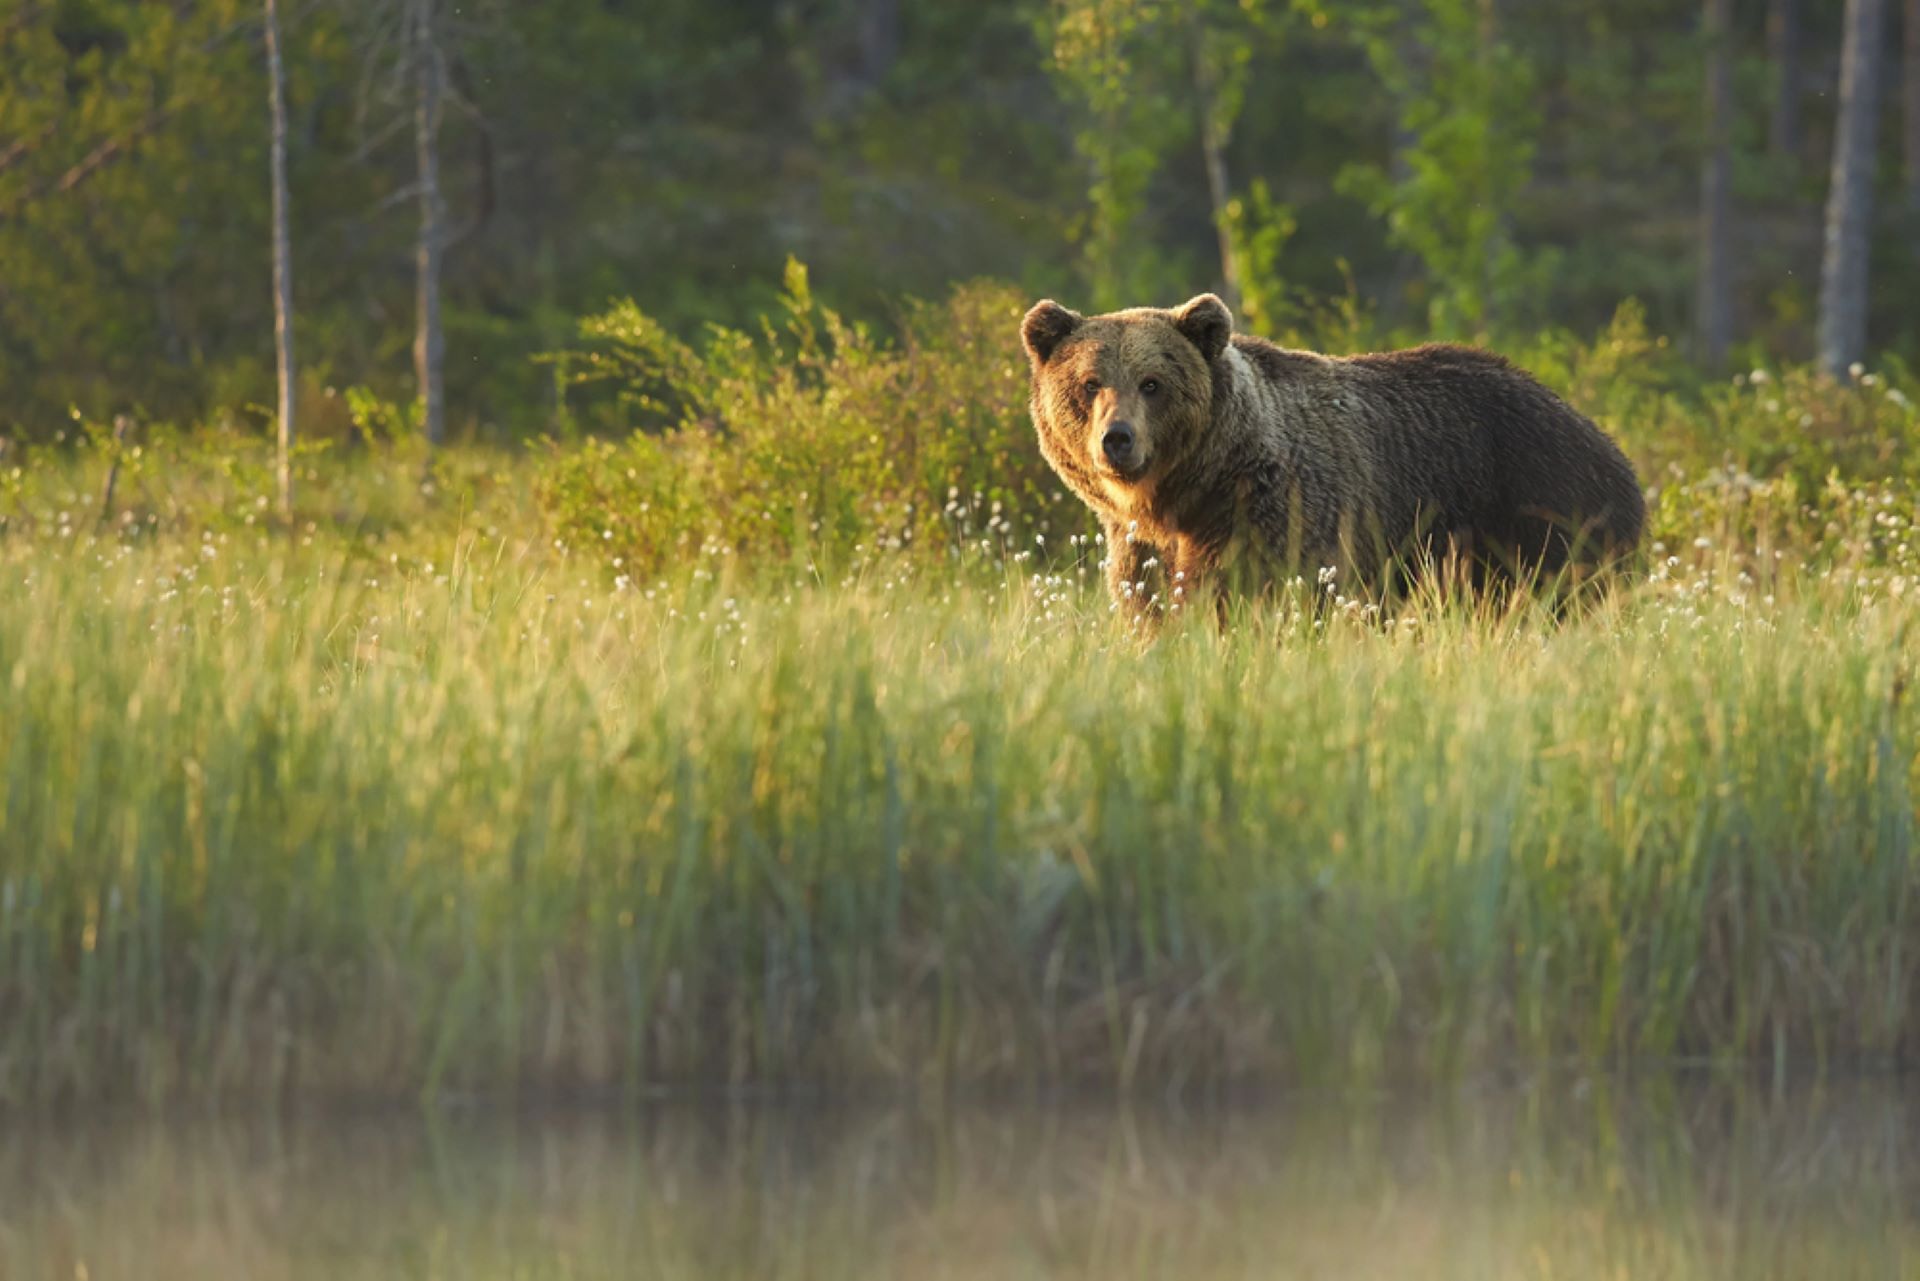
[
  {"x1": 266, "y1": 0, "x2": 296, "y2": 517},
  {"x1": 1697, "y1": 0, "x2": 1734, "y2": 369},
  {"x1": 411, "y1": 0, "x2": 445, "y2": 447},
  {"x1": 351, "y1": 0, "x2": 466, "y2": 447},
  {"x1": 1817, "y1": 0, "x2": 1888, "y2": 378},
  {"x1": 1768, "y1": 0, "x2": 1801, "y2": 160},
  {"x1": 1905, "y1": 0, "x2": 1919, "y2": 212}
]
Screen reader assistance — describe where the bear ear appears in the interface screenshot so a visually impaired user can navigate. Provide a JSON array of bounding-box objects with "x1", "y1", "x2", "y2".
[
  {"x1": 1021, "y1": 300, "x2": 1082, "y2": 366},
  {"x1": 1172, "y1": 293, "x2": 1233, "y2": 363}
]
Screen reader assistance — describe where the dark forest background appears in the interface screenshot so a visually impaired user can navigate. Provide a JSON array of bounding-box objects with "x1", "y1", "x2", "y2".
[{"x1": 2, "y1": 0, "x2": 1914, "y2": 441}]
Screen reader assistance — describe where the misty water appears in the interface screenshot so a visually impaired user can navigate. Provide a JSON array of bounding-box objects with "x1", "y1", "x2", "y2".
[{"x1": 5, "y1": 1081, "x2": 1916, "y2": 1280}]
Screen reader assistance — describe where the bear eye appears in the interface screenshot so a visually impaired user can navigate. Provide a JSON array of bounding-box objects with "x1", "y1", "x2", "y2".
[
  {"x1": 1140, "y1": 378, "x2": 1161, "y2": 396},
  {"x1": 1082, "y1": 379, "x2": 1101, "y2": 397}
]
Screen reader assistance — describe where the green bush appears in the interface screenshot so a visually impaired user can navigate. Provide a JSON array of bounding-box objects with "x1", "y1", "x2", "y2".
[
  {"x1": 537, "y1": 262, "x2": 1082, "y2": 577},
  {"x1": 538, "y1": 275, "x2": 1920, "y2": 587},
  {"x1": 1703, "y1": 361, "x2": 1920, "y2": 490}
]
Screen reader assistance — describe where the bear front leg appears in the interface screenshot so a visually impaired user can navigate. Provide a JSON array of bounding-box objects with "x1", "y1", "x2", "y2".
[
  {"x1": 1101, "y1": 518, "x2": 1161, "y2": 624},
  {"x1": 1169, "y1": 538, "x2": 1226, "y2": 627}
]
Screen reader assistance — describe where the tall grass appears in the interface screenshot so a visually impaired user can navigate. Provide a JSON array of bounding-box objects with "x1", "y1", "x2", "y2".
[{"x1": 2, "y1": 512, "x2": 1916, "y2": 1105}]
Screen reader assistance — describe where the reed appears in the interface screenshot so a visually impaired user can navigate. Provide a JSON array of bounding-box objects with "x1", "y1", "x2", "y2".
[{"x1": 1, "y1": 502, "x2": 1915, "y2": 1104}]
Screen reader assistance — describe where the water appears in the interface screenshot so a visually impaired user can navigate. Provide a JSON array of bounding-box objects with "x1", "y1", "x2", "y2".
[{"x1": 5, "y1": 1082, "x2": 1915, "y2": 1279}]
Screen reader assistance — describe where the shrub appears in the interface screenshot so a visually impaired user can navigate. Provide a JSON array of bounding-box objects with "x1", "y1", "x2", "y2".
[
  {"x1": 537, "y1": 268, "x2": 1920, "y2": 583},
  {"x1": 538, "y1": 262, "x2": 1081, "y2": 577}
]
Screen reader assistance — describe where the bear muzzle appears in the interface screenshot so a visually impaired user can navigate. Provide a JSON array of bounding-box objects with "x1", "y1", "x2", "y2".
[{"x1": 1100, "y1": 421, "x2": 1145, "y2": 476}]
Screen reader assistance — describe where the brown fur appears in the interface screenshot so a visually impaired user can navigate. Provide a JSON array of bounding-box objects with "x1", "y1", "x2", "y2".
[{"x1": 1021, "y1": 294, "x2": 1645, "y2": 619}]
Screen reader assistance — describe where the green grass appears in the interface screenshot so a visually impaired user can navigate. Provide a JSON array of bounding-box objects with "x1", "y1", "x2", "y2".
[{"x1": 2, "y1": 446, "x2": 1917, "y2": 1105}]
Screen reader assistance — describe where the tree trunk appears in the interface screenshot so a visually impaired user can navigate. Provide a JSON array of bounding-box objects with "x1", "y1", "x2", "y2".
[
  {"x1": 266, "y1": 0, "x2": 295, "y2": 518},
  {"x1": 1477, "y1": 0, "x2": 1506, "y2": 334},
  {"x1": 1697, "y1": 0, "x2": 1734, "y2": 370},
  {"x1": 1381, "y1": 9, "x2": 1424, "y2": 326},
  {"x1": 1199, "y1": 137, "x2": 1238, "y2": 313},
  {"x1": 99, "y1": 414, "x2": 132, "y2": 524},
  {"x1": 1906, "y1": 0, "x2": 1919, "y2": 212},
  {"x1": 1191, "y1": 27, "x2": 1240, "y2": 313},
  {"x1": 1818, "y1": 0, "x2": 1888, "y2": 378},
  {"x1": 412, "y1": 0, "x2": 446, "y2": 447},
  {"x1": 1768, "y1": 0, "x2": 1802, "y2": 160},
  {"x1": 856, "y1": 0, "x2": 899, "y2": 90}
]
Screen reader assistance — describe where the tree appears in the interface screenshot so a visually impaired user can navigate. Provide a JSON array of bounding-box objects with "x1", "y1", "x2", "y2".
[
  {"x1": 1906, "y1": 0, "x2": 1919, "y2": 212},
  {"x1": 344, "y1": 0, "x2": 458, "y2": 446},
  {"x1": 0, "y1": 1, "x2": 269, "y2": 431},
  {"x1": 1339, "y1": 0, "x2": 1544, "y2": 336},
  {"x1": 1041, "y1": 0, "x2": 1188, "y2": 309},
  {"x1": 1192, "y1": 13, "x2": 1243, "y2": 311},
  {"x1": 411, "y1": 0, "x2": 446, "y2": 446},
  {"x1": 1043, "y1": 0, "x2": 1291, "y2": 314},
  {"x1": 266, "y1": 0, "x2": 295, "y2": 518},
  {"x1": 1696, "y1": 0, "x2": 1734, "y2": 369},
  {"x1": 1817, "y1": 0, "x2": 1888, "y2": 377},
  {"x1": 1187, "y1": 0, "x2": 1282, "y2": 312},
  {"x1": 1768, "y1": 0, "x2": 1801, "y2": 160}
]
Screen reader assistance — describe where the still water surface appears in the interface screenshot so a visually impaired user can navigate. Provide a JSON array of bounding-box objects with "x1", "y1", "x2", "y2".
[{"x1": 4, "y1": 1082, "x2": 1916, "y2": 1279}]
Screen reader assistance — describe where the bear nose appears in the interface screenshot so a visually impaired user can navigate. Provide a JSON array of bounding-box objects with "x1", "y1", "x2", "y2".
[{"x1": 1102, "y1": 422, "x2": 1136, "y2": 465}]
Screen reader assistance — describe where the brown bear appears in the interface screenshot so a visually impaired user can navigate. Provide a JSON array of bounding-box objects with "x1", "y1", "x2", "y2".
[{"x1": 1020, "y1": 293, "x2": 1644, "y2": 619}]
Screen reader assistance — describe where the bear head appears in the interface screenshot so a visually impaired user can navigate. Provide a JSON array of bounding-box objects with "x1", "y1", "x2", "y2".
[{"x1": 1020, "y1": 294, "x2": 1232, "y2": 494}]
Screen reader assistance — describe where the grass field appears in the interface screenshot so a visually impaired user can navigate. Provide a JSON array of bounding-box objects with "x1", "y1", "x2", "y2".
[{"x1": 2, "y1": 436, "x2": 1917, "y2": 1106}]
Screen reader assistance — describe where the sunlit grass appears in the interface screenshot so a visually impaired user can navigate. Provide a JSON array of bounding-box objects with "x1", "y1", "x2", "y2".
[{"x1": 2, "y1": 478, "x2": 1916, "y2": 1103}]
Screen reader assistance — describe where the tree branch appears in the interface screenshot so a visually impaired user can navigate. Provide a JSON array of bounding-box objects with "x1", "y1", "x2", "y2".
[
  {"x1": 0, "y1": 3, "x2": 52, "y2": 46},
  {"x1": 0, "y1": 120, "x2": 61, "y2": 178},
  {"x1": 0, "y1": 105, "x2": 176, "y2": 221},
  {"x1": 0, "y1": 14, "x2": 257, "y2": 224}
]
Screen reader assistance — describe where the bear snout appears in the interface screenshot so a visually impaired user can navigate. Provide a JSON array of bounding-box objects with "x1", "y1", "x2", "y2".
[{"x1": 1101, "y1": 422, "x2": 1139, "y2": 472}]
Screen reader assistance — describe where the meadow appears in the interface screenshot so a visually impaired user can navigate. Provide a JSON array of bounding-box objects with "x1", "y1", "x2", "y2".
[{"x1": 3, "y1": 286, "x2": 1919, "y2": 1107}]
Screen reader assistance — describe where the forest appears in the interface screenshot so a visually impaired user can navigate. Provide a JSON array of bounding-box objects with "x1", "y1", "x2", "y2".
[{"x1": 1, "y1": 0, "x2": 1915, "y2": 444}]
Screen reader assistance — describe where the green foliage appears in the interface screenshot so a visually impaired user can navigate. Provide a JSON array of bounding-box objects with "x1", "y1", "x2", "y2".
[
  {"x1": 1702, "y1": 362, "x2": 1920, "y2": 491},
  {"x1": 537, "y1": 266, "x2": 1073, "y2": 577},
  {"x1": 1038, "y1": 0, "x2": 1197, "y2": 308},
  {"x1": 1336, "y1": 0, "x2": 1553, "y2": 335},
  {"x1": 342, "y1": 386, "x2": 418, "y2": 445},
  {"x1": 1638, "y1": 366, "x2": 1920, "y2": 570},
  {"x1": 1223, "y1": 177, "x2": 1299, "y2": 335},
  {"x1": 1038, "y1": 0, "x2": 1293, "y2": 309},
  {"x1": 0, "y1": 0, "x2": 267, "y2": 423},
  {"x1": 1, "y1": 2, "x2": 1914, "y2": 435}
]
